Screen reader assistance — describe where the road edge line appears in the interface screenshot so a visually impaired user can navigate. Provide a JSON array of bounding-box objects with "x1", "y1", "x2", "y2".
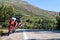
[{"x1": 23, "y1": 29, "x2": 28, "y2": 40}]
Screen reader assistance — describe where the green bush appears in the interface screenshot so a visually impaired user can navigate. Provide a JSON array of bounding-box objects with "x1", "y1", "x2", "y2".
[
  {"x1": 2, "y1": 23, "x2": 8, "y2": 29},
  {"x1": 0, "y1": 30, "x2": 3, "y2": 36},
  {"x1": 56, "y1": 16, "x2": 60, "y2": 30}
]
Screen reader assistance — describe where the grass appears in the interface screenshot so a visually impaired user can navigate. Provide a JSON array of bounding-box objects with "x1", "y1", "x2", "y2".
[{"x1": 0, "y1": 29, "x2": 8, "y2": 33}]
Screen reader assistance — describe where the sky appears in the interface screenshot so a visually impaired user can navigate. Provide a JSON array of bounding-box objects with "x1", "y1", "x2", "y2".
[{"x1": 24, "y1": 0, "x2": 60, "y2": 12}]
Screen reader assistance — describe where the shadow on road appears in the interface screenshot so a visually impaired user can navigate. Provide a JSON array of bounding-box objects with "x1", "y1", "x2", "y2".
[
  {"x1": 28, "y1": 38, "x2": 60, "y2": 40},
  {"x1": 1, "y1": 32, "x2": 9, "y2": 36},
  {"x1": 16, "y1": 29, "x2": 60, "y2": 33}
]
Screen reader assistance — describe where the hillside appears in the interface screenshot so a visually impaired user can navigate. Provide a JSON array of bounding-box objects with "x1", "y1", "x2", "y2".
[
  {"x1": 0, "y1": 0, "x2": 59, "y2": 29},
  {"x1": 0, "y1": 0, "x2": 58, "y2": 18}
]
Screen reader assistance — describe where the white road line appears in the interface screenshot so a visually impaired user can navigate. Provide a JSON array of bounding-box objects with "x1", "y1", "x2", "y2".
[{"x1": 23, "y1": 29, "x2": 28, "y2": 40}]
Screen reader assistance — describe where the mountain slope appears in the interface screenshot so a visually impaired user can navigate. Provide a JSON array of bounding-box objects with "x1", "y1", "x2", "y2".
[
  {"x1": 0, "y1": 0, "x2": 59, "y2": 18},
  {"x1": 0, "y1": 0, "x2": 58, "y2": 29}
]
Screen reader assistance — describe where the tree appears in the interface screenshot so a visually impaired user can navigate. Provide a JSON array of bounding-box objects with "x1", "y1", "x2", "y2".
[
  {"x1": 56, "y1": 17, "x2": 60, "y2": 29},
  {"x1": 7, "y1": 6, "x2": 16, "y2": 18},
  {"x1": 0, "y1": 4, "x2": 16, "y2": 25},
  {"x1": 36, "y1": 19, "x2": 56, "y2": 30},
  {"x1": 0, "y1": 4, "x2": 7, "y2": 22},
  {"x1": 56, "y1": 12, "x2": 60, "y2": 30}
]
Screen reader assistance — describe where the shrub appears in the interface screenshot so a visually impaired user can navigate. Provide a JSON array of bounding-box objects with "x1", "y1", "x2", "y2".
[
  {"x1": 2, "y1": 23, "x2": 8, "y2": 29},
  {"x1": 0, "y1": 30, "x2": 3, "y2": 36}
]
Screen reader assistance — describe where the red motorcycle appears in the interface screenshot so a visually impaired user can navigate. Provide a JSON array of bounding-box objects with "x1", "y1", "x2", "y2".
[{"x1": 8, "y1": 22, "x2": 24, "y2": 35}]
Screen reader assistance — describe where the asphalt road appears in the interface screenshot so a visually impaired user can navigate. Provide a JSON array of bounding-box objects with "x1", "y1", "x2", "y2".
[{"x1": 1, "y1": 29, "x2": 60, "y2": 40}]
